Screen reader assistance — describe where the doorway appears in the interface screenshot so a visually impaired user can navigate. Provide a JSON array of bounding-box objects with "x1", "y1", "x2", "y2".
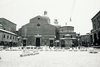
[
  {"x1": 23, "y1": 39, "x2": 27, "y2": 46},
  {"x1": 61, "y1": 40, "x2": 65, "y2": 47},
  {"x1": 50, "y1": 40, "x2": 53, "y2": 47},
  {"x1": 36, "y1": 37, "x2": 40, "y2": 47}
]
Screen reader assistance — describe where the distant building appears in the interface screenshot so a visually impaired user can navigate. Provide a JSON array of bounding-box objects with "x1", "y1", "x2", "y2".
[
  {"x1": 0, "y1": 18, "x2": 16, "y2": 33},
  {"x1": 80, "y1": 33, "x2": 92, "y2": 47},
  {"x1": 91, "y1": 11, "x2": 100, "y2": 46},
  {"x1": 59, "y1": 26, "x2": 76, "y2": 47}
]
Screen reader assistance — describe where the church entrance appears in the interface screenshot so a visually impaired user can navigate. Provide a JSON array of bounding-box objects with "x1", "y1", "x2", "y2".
[
  {"x1": 36, "y1": 37, "x2": 40, "y2": 47},
  {"x1": 50, "y1": 40, "x2": 53, "y2": 47}
]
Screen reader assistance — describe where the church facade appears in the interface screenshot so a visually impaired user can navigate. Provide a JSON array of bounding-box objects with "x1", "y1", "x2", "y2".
[{"x1": 18, "y1": 15, "x2": 56, "y2": 46}]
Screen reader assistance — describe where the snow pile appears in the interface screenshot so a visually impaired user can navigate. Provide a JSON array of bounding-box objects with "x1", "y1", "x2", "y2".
[{"x1": 20, "y1": 49, "x2": 39, "y2": 57}]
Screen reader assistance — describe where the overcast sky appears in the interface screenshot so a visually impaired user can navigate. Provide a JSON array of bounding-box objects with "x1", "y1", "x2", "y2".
[{"x1": 0, "y1": 0, "x2": 100, "y2": 35}]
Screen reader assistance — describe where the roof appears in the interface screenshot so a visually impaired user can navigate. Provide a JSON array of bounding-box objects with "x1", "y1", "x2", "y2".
[
  {"x1": 0, "y1": 29, "x2": 17, "y2": 36},
  {"x1": 0, "y1": 18, "x2": 16, "y2": 25},
  {"x1": 60, "y1": 38, "x2": 76, "y2": 40},
  {"x1": 30, "y1": 15, "x2": 50, "y2": 22},
  {"x1": 91, "y1": 11, "x2": 100, "y2": 20}
]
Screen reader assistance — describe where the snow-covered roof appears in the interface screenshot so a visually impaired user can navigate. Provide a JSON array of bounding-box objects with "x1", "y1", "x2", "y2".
[
  {"x1": 65, "y1": 34, "x2": 71, "y2": 36},
  {"x1": 60, "y1": 38, "x2": 76, "y2": 40},
  {"x1": 0, "y1": 29, "x2": 17, "y2": 36}
]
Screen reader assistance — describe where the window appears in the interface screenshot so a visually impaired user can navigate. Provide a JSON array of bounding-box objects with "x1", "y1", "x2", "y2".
[
  {"x1": 10, "y1": 36, "x2": 12, "y2": 39},
  {"x1": 71, "y1": 35, "x2": 72, "y2": 38},
  {"x1": 13, "y1": 36, "x2": 14, "y2": 40},
  {"x1": 37, "y1": 23, "x2": 40, "y2": 26},
  {"x1": 27, "y1": 47, "x2": 30, "y2": 49},
  {"x1": 15, "y1": 37, "x2": 16, "y2": 40},
  {"x1": 63, "y1": 35, "x2": 65, "y2": 38},
  {"x1": 7, "y1": 35, "x2": 9, "y2": 39},
  {"x1": 3, "y1": 34, "x2": 5, "y2": 38},
  {"x1": 38, "y1": 18, "x2": 40, "y2": 20}
]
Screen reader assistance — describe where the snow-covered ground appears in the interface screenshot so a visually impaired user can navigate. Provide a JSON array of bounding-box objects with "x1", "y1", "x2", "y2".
[{"x1": 0, "y1": 48, "x2": 100, "y2": 67}]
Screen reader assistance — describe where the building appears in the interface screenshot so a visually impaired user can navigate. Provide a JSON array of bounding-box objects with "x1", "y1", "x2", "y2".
[
  {"x1": 18, "y1": 15, "x2": 56, "y2": 47},
  {"x1": 0, "y1": 29, "x2": 17, "y2": 47},
  {"x1": 0, "y1": 21, "x2": 17, "y2": 47},
  {"x1": 80, "y1": 33, "x2": 92, "y2": 47},
  {"x1": 18, "y1": 12, "x2": 77, "y2": 47},
  {"x1": 0, "y1": 18, "x2": 16, "y2": 33},
  {"x1": 91, "y1": 11, "x2": 100, "y2": 46},
  {"x1": 59, "y1": 26, "x2": 76, "y2": 47}
]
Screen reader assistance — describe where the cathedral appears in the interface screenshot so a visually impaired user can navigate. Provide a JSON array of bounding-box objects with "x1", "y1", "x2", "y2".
[{"x1": 18, "y1": 12, "x2": 76, "y2": 47}]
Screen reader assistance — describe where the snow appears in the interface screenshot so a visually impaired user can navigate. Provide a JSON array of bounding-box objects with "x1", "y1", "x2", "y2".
[{"x1": 0, "y1": 48, "x2": 100, "y2": 67}]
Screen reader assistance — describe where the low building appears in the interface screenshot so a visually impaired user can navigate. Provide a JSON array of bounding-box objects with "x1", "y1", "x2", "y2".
[
  {"x1": 0, "y1": 18, "x2": 18, "y2": 47},
  {"x1": 80, "y1": 33, "x2": 92, "y2": 47},
  {"x1": 59, "y1": 26, "x2": 76, "y2": 47},
  {"x1": 0, "y1": 27, "x2": 17, "y2": 47}
]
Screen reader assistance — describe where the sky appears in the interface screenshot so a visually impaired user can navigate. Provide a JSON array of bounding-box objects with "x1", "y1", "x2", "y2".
[{"x1": 0, "y1": 0, "x2": 100, "y2": 35}]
